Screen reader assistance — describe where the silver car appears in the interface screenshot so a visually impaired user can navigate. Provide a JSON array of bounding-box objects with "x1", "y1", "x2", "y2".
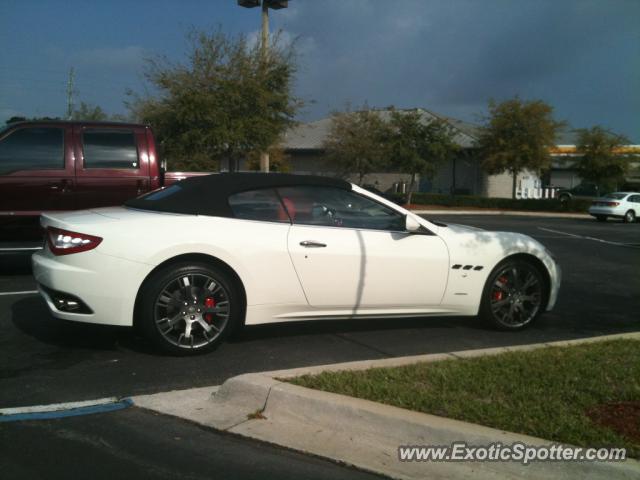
[{"x1": 588, "y1": 192, "x2": 640, "y2": 223}]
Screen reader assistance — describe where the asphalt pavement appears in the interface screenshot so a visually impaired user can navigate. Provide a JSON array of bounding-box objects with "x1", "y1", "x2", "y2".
[
  {"x1": 0, "y1": 406, "x2": 386, "y2": 480},
  {"x1": 0, "y1": 214, "x2": 638, "y2": 479},
  {"x1": 1, "y1": 215, "x2": 638, "y2": 408}
]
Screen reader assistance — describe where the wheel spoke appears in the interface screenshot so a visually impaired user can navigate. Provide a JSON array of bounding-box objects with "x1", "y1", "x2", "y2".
[
  {"x1": 154, "y1": 272, "x2": 231, "y2": 349},
  {"x1": 521, "y1": 273, "x2": 538, "y2": 291},
  {"x1": 491, "y1": 298, "x2": 510, "y2": 310}
]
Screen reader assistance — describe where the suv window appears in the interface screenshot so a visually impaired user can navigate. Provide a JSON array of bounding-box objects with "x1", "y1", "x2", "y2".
[
  {"x1": 277, "y1": 186, "x2": 405, "y2": 231},
  {"x1": 228, "y1": 188, "x2": 289, "y2": 223},
  {"x1": 82, "y1": 129, "x2": 138, "y2": 169},
  {"x1": 0, "y1": 127, "x2": 64, "y2": 174}
]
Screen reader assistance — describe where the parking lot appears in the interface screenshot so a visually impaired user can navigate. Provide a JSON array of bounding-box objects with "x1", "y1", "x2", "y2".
[
  {"x1": 1, "y1": 214, "x2": 638, "y2": 408},
  {"x1": 1, "y1": 213, "x2": 638, "y2": 478}
]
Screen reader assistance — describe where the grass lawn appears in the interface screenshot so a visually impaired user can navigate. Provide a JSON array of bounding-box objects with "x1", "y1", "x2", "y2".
[{"x1": 289, "y1": 339, "x2": 640, "y2": 457}]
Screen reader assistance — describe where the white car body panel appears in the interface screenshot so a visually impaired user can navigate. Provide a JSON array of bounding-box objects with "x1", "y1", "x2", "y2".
[
  {"x1": 287, "y1": 224, "x2": 449, "y2": 307},
  {"x1": 32, "y1": 185, "x2": 561, "y2": 328},
  {"x1": 588, "y1": 192, "x2": 639, "y2": 219}
]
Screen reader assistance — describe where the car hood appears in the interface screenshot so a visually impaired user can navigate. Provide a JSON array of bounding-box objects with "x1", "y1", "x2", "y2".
[{"x1": 441, "y1": 222, "x2": 484, "y2": 233}]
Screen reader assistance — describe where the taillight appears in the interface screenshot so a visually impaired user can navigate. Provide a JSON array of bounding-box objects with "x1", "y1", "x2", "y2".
[
  {"x1": 46, "y1": 227, "x2": 102, "y2": 256},
  {"x1": 606, "y1": 202, "x2": 620, "y2": 207}
]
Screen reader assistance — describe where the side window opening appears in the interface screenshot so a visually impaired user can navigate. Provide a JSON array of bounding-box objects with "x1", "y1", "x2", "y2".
[
  {"x1": 82, "y1": 129, "x2": 138, "y2": 169},
  {"x1": 276, "y1": 186, "x2": 406, "y2": 231},
  {"x1": 228, "y1": 188, "x2": 290, "y2": 223},
  {"x1": 0, "y1": 127, "x2": 64, "y2": 174}
]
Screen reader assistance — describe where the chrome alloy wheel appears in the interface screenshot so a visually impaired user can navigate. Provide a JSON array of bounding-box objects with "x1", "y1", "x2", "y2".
[
  {"x1": 153, "y1": 273, "x2": 230, "y2": 349},
  {"x1": 489, "y1": 264, "x2": 542, "y2": 328}
]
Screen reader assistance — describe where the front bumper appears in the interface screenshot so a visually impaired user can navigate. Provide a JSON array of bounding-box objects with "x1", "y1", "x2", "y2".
[{"x1": 32, "y1": 248, "x2": 151, "y2": 326}]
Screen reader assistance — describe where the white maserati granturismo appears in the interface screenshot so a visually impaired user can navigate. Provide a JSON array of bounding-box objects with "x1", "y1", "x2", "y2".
[{"x1": 33, "y1": 173, "x2": 561, "y2": 355}]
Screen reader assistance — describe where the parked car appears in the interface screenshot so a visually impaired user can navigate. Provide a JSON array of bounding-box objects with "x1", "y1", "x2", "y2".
[
  {"x1": 557, "y1": 183, "x2": 601, "y2": 203},
  {"x1": 0, "y1": 120, "x2": 206, "y2": 245},
  {"x1": 588, "y1": 192, "x2": 640, "y2": 223},
  {"x1": 32, "y1": 173, "x2": 561, "y2": 355}
]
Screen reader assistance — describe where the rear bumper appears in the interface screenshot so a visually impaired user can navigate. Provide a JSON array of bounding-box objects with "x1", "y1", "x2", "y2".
[
  {"x1": 32, "y1": 249, "x2": 151, "y2": 326},
  {"x1": 588, "y1": 206, "x2": 625, "y2": 217}
]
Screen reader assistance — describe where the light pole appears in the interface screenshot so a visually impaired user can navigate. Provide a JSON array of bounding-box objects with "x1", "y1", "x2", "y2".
[{"x1": 238, "y1": 0, "x2": 288, "y2": 173}]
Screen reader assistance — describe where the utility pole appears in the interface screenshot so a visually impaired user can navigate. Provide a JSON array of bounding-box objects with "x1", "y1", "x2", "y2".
[
  {"x1": 258, "y1": 1, "x2": 270, "y2": 172},
  {"x1": 238, "y1": 1, "x2": 288, "y2": 173},
  {"x1": 66, "y1": 67, "x2": 75, "y2": 120}
]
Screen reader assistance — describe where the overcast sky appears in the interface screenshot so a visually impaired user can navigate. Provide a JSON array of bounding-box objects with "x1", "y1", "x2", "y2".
[{"x1": 1, "y1": 0, "x2": 638, "y2": 140}]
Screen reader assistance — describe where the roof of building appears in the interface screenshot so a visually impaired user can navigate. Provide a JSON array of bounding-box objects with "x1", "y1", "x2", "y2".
[
  {"x1": 124, "y1": 173, "x2": 351, "y2": 217},
  {"x1": 282, "y1": 108, "x2": 480, "y2": 151}
]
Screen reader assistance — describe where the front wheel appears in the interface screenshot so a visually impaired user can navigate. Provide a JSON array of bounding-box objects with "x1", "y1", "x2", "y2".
[
  {"x1": 137, "y1": 262, "x2": 241, "y2": 355},
  {"x1": 479, "y1": 259, "x2": 546, "y2": 330}
]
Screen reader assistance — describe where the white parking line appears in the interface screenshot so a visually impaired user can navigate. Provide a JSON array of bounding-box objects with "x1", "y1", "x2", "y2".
[
  {"x1": 0, "y1": 290, "x2": 39, "y2": 296},
  {"x1": 538, "y1": 227, "x2": 639, "y2": 248}
]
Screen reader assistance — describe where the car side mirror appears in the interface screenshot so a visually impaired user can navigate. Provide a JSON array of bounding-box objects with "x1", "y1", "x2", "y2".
[{"x1": 405, "y1": 215, "x2": 422, "y2": 233}]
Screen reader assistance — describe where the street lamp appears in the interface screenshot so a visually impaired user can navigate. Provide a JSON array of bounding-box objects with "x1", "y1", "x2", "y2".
[{"x1": 238, "y1": 0, "x2": 288, "y2": 173}]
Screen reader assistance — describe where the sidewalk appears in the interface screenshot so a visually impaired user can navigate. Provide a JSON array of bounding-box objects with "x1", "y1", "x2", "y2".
[{"x1": 133, "y1": 332, "x2": 640, "y2": 480}]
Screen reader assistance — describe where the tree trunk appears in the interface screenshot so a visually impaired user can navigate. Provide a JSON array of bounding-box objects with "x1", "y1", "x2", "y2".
[{"x1": 512, "y1": 171, "x2": 518, "y2": 199}]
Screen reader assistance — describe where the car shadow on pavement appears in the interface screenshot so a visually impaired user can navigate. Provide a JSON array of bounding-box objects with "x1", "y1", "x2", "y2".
[
  {"x1": 234, "y1": 315, "x2": 485, "y2": 342},
  {"x1": 10, "y1": 296, "x2": 156, "y2": 354}
]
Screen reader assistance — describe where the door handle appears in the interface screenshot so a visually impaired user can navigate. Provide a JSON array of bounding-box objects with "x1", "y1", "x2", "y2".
[
  {"x1": 50, "y1": 179, "x2": 71, "y2": 193},
  {"x1": 300, "y1": 240, "x2": 327, "y2": 248}
]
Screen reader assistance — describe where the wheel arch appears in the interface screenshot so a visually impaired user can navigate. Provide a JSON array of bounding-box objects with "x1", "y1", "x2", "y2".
[{"x1": 133, "y1": 253, "x2": 247, "y2": 331}]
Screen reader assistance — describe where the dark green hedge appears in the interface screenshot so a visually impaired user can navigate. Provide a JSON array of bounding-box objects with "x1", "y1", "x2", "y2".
[{"x1": 407, "y1": 193, "x2": 591, "y2": 213}]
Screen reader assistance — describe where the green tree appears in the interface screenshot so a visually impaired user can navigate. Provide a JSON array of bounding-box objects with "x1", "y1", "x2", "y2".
[
  {"x1": 128, "y1": 28, "x2": 300, "y2": 172},
  {"x1": 246, "y1": 143, "x2": 290, "y2": 172},
  {"x1": 71, "y1": 102, "x2": 109, "y2": 121},
  {"x1": 322, "y1": 108, "x2": 391, "y2": 184},
  {"x1": 478, "y1": 97, "x2": 565, "y2": 199},
  {"x1": 388, "y1": 110, "x2": 458, "y2": 204},
  {"x1": 573, "y1": 126, "x2": 631, "y2": 191}
]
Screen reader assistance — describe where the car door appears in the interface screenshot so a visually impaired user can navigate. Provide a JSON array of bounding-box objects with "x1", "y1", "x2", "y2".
[
  {"x1": 0, "y1": 124, "x2": 75, "y2": 214},
  {"x1": 73, "y1": 125, "x2": 151, "y2": 208},
  {"x1": 281, "y1": 186, "x2": 450, "y2": 309}
]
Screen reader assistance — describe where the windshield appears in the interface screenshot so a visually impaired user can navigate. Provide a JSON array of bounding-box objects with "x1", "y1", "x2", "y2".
[{"x1": 604, "y1": 193, "x2": 627, "y2": 200}]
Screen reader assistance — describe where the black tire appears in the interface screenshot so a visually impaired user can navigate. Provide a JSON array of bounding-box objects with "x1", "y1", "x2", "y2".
[
  {"x1": 558, "y1": 194, "x2": 570, "y2": 204},
  {"x1": 595, "y1": 215, "x2": 607, "y2": 222},
  {"x1": 479, "y1": 258, "x2": 546, "y2": 331},
  {"x1": 137, "y1": 261, "x2": 242, "y2": 355},
  {"x1": 623, "y1": 210, "x2": 636, "y2": 223}
]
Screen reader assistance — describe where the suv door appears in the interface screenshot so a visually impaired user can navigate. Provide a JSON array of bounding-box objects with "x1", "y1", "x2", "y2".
[
  {"x1": 0, "y1": 125, "x2": 75, "y2": 214},
  {"x1": 73, "y1": 125, "x2": 151, "y2": 208}
]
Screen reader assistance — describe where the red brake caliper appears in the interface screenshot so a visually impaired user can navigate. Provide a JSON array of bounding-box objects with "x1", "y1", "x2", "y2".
[
  {"x1": 204, "y1": 297, "x2": 215, "y2": 323},
  {"x1": 493, "y1": 276, "x2": 508, "y2": 301}
]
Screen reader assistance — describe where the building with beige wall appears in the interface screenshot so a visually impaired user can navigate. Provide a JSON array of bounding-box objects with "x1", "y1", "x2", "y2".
[{"x1": 274, "y1": 108, "x2": 639, "y2": 198}]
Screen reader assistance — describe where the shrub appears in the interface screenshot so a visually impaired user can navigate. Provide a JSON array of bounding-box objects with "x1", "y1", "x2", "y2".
[{"x1": 409, "y1": 193, "x2": 590, "y2": 213}]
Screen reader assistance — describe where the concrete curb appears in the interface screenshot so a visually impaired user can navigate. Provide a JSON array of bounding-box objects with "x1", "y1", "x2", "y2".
[
  {"x1": 133, "y1": 332, "x2": 640, "y2": 480},
  {"x1": 410, "y1": 209, "x2": 590, "y2": 219}
]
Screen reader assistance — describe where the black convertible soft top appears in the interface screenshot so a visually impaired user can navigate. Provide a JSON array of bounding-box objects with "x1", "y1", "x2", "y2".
[{"x1": 124, "y1": 173, "x2": 352, "y2": 217}]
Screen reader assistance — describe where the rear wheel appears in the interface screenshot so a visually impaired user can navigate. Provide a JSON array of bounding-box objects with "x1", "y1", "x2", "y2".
[
  {"x1": 595, "y1": 215, "x2": 607, "y2": 222},
  {"x1": 138, "y1": 262, "x2": 241, "y2": 355},
  {"x1": 624, "y1": 210, "x2": 636, "y2": 223},
  {"x1": 479, "y1": 259, "x2": 546, "y2": 330}
]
